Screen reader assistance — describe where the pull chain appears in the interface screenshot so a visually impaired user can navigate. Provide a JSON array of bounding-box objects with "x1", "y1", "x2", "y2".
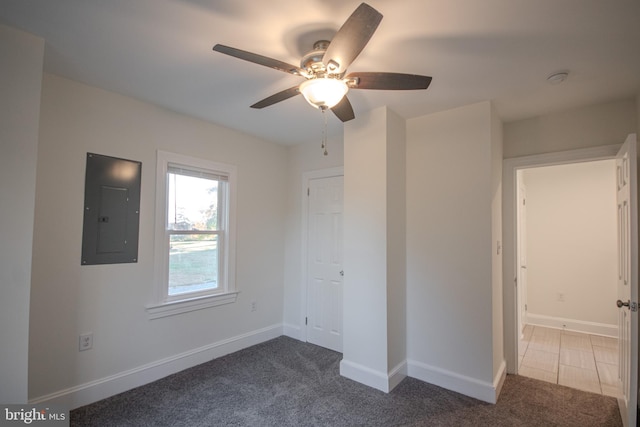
[{"x1": 321, "y1": 107, "x2": 328, "y2": 156}]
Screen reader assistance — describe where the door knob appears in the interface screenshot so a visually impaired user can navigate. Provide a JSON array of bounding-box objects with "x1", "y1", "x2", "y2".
[
  {"x1": 617, "y1": 299, "x2": 630, "y2": 308},
  {"x1": 340, "y1": 270, "x2": 344, "y2": 277}
]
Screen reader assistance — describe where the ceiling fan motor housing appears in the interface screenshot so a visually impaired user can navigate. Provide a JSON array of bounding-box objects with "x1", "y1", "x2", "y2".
[{"x1": 300, "y1": 40, "x2": 332, "y2": 76}]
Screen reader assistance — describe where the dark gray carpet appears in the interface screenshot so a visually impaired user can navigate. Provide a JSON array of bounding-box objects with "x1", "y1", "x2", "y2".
[{"x1": 71, "y1": 336, "x2": 622, "y2": 426}]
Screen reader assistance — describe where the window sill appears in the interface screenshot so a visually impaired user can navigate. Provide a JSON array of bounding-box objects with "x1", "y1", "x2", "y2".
[{"x1": 146, "y1": 291, "x2": 239, "y2": 320}]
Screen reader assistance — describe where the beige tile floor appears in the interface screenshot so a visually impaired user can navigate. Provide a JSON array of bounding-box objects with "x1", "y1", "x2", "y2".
[{"x1": 518, "y1": 325, "x2": 621, "y2": 397}]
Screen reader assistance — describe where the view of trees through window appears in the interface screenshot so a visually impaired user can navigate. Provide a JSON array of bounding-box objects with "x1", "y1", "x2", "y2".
[{"x1": 167, "y1": 172, "x2": 221, "y2": 296}]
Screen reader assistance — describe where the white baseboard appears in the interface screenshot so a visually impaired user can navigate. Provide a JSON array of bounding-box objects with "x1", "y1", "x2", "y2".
[
  {"x1": 494, "y1": 360, "x2": 507, "y2": 401},
  {"x1": 29, "y1": 324, "x2": 283, "y2": 410},
  {"x1": 29, "y1": 322, "x2": 510, "y2": 410},
  {"x1": 339, "y1": 359, "x2": 407, "y2": 393},
  {"x1": 526, "y1": 313, "x2": 617, "y2": 337},
  {"x1": 407, "y1": 359, "x2": 506, "y2": 404},
  {"x1": 339, "y1": 356, "x2": 507, "y2": 404},
  {"x1": 388, "y1": 361, "x2": 408, "y2": 392},
  {"x1": 282, "y1": 322, "x2": 302, "y2": 341}
]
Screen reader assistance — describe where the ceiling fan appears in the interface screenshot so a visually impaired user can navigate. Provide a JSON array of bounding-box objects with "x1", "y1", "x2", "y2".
[{"x1": 212, "y1": 2, "x2": 432, "y2": 123}]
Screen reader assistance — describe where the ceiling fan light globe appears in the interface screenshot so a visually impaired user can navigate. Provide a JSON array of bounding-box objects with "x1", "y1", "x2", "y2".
[{"x1": 300, "y1": 78, "x2": 348, "y2": 109}]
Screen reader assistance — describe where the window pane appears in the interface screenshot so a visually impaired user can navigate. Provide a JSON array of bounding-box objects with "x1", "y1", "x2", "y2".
[
  {"x1": 168, "y1": 234, "x2": 218, "y2": 295},
  {"x1": 168, "y1": 172, "x2": 218, "y2": 231}
]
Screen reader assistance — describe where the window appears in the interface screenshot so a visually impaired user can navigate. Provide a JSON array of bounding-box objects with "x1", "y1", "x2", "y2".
[{"x1": 148, "y1": 151, "x2": 237, "y2": 319}]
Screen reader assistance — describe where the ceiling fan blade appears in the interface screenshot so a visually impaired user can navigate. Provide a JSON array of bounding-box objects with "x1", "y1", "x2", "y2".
[
  {"x1": 347, "y1": 72, "x2": 432, "y2": 90},
  {"x1": 213, "y1": 44, "x2": 307, "y2": 77},
  {"x1": 322, "y1": 3, "x2": 383, "y2": 74},
  {"x1": 331, "y1": 96, "x2": 355, "y2": 122},
  {"x1": 250, "y1": 86, "x2": 301, "y2": 109}
]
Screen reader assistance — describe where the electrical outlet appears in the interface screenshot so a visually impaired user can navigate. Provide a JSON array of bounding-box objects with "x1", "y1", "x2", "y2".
[
  {"x1": 557, "y1": 293, "x2": 565, "y2": 302},
  {"x1": 79, "y1": 333, "x2": 93, "y2": 351},
  {"x1": 251, "y1": 301, "x2": 257, "y2": 312}
]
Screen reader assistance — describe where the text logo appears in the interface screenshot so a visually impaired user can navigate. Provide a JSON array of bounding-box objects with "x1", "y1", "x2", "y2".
[{"x1": 1, "y1": 405, "x2": 68, "y2": 426}]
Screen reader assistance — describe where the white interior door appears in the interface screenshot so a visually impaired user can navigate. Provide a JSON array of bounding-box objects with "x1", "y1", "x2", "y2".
[
  {"x1": 615, "y1": 135, "x2": 638, "y2": 427},
  {"x1": 306, "y1": 175, "x2": 343, "y2": 352}
]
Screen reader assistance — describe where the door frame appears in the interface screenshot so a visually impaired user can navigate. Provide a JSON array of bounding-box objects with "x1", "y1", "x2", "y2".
[
  {"x1": 516, "y1": 175, "x2": 527, "y2": 341},
  {"x1": 502, "y1": 144, "x2": 620, "y2": 374},
  {"x1": 300, "y1": 166, "x2": 344, "y2": 343}
]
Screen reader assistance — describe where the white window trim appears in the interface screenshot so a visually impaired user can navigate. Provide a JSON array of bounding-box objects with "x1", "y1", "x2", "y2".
[{"x1": 147, "y1": 150, "x2": 238, "y2": 319}]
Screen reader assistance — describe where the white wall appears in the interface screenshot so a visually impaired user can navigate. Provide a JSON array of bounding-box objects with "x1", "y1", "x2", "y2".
[
  {"x1": 339, "y1": 106, "x2": 408, "y2": 392},
  {"x1": 491, "y1": 104, "x2": 504, "y2": 381},
  {"x1": 504, "y1": 98, "x2": 637, "y2": 158},
  {"x1": 29, "y1": 74, "x2": 287, "y2": 407},
  {"x1": 406, "y1": 101, "x2": 504, "y2": 402},
  {"x1": 523, "y1": 160, "x2": 618, "y2": 331},
  {"x1": 637, "y1": 93, "x2": 640, "y2": 137},
  {"x1": 385, "y1": 108, "x2": 407, "y2": 379},
  {"x1": 341, "y1": 107, "x2": 393, "y2": 386},
  {"x1": 0, "y1": 25, "x2": 44, "y2": 404}
]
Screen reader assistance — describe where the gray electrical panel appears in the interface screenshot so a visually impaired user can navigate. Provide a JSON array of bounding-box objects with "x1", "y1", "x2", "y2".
[{"x1": 81, "y1": 153, "x2": 141, "y2": 265}]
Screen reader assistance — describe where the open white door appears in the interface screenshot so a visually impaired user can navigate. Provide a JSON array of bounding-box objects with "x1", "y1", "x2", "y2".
[
  {"x1": 616, "y1": 134, "x2": 638, "y2": 427},
  {"x1": 306, "y1": 175, "x2": 344, "y2": 352}
]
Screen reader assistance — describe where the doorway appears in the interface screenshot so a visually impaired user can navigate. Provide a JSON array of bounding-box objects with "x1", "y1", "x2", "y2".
[
  {"x1": 516, "y1": 160, "x2": 618, "y2": 338},
  {"x1": 504, "y1": 139, "x2": 638, "y2": 426},
  {"x1": 503, "y1": 144, "x2": 621, "y2": 373},
  {"x1": 515, "y1": 160, "x2": 618, "y2": 395}
]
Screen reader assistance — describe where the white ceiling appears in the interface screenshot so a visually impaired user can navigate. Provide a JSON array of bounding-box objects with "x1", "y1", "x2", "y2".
[{"x1": 2, "y1": 0, "x2": 639, "y2": 145}]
